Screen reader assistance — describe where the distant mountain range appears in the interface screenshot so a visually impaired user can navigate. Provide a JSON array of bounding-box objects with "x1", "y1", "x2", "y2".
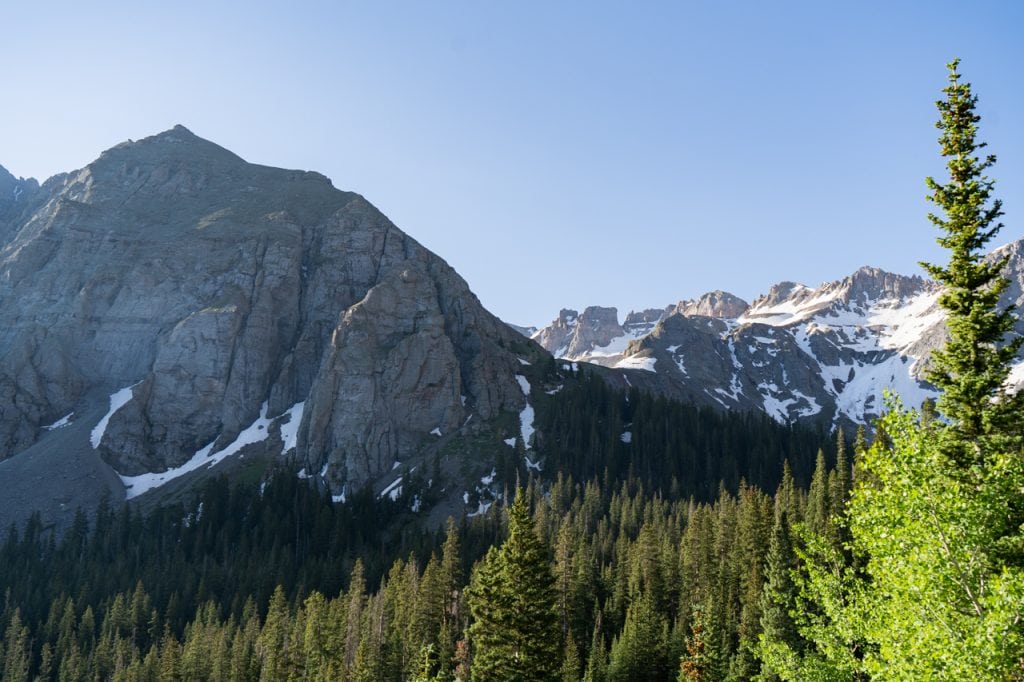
[{"x1": 527, "y1": 245, "x2": 1024, "y2": 430}]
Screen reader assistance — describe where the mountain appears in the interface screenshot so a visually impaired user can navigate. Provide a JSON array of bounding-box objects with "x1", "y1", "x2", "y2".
[
  {"x1": 532, "y1": 250, "x2": 1024, "y2": 429},
  {"x1": 0, "y1": 126, "x2": 545, "y2": 531}
]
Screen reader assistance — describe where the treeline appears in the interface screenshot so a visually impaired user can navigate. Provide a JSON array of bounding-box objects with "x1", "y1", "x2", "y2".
[
  {"x1": 0, "y1": 436, "x2": 854, "y2": 680},
  {"x1": 526, "y1": 361, "x2": 831, "y2": 497}
]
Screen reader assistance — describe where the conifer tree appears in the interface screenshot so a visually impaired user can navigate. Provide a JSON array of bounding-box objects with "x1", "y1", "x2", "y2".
[
  {"x1": 257, "y1": 585, "x2": 289, "y2": 680},
  {"x1": 561, "y1": 630, "x2": 582, "y2": 682},
  {"x1": 755, "y1": 513, "x2": 802, "y2": 681},
  {"x1": 2, "y1": 609, "x2": 31, "y2": 682},
  {"x1": 679, "y1": 601, "x2": 722, "y2": 682},
  {"x1": 920, "y1": 58, "x2": 1024, "y2": 465},
  {"x1": 761, "y1": 59, "x2": 1024, "y2": 680},
  {"x1": 583, "y1": 613, "x2": 608, "y2": 682},
  {"x1": 804, "y1": 450, "x2": 830, "y2": 537},
  {"x1": 467, "y1": 491, "x2": 560, "y2": 681},
  {"x1": 607, "y1": 591, "x2": 670, "y2": 681}
]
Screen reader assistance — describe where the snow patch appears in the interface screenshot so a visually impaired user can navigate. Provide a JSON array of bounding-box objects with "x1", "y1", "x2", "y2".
[
  {"x1": 91, "y1": 383, "x2": 141, "y2": 448},
  {"x1": 615, "y1": 355, "x2": 657, "y2": 372},
  {"x1": 1008, "y1": 360, "x2": 1024, "y2": 391},
  {"x1": 44, "y1": 413, "x2": 74, "y2": 430},
  {"x1": 278, "y1": 402, "x2": 304, "y2": 453},
  {"x1": 381, "y1": 476, "x2": 403, "y2": 501},
  {"x1": 620, "y1": 431, "x2": 632, "y2": 444},
  {"x1": 517, "y1": 375, "x2": 535, "y2": 450},
  {"x1": 467, "y1": 500, "x2": 493, "y2": 517},
  {"x1": 524, "y1": 455, "x2": 542, "y2": 472},
  {"x1": 120, "y1": 402, "x2": 274, "y2": 499},
  {"x1": 430, "y1": 427, "x2": 442, "y2": 436},
  {"x1": 481, "y1": 468, "x2": 497, "y2": 486},
  {"x1": 504, "y1": 437, "x2": 517, "y2": 447}
]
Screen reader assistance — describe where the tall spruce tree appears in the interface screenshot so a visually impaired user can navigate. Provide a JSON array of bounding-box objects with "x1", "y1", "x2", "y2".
[
  {"x1": 760, "y1": 59, "x2": 1024, "y2": 680},
  {"x1": 920, "y1": 58, "x2": 1024, "y2": 465},
  {"x1": 467, "y1": 491, "x2": 560, "y2": 681}
]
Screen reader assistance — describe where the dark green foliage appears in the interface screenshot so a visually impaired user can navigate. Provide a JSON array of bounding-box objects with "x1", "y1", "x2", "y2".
[
  {"x1": 920, "y1": 58, "x2": 1024, "y2": 465},
  {"x1": 536, "y1": 367, "x2": 831, "y2": 499},
  {"x1": 0, "y1": 454, "x2": 862, "y2": 680},
  {"x1": 0, "y1": 358, "x2": 848, "y2": 680},
  {"x1": 467, "y1": 492, "x2": 561, "y2": 681}
]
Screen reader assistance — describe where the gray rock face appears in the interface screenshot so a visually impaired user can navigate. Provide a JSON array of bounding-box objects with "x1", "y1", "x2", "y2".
[
  {"x1": 0, "y1": 126, "x2": 529, "y2": 500},
  {"x1": 0, "y1": 165, "x2": 41, "y2": 243},
  {"x1": 674, "y1": 291, "x2": 749, "y2": 318},
  {"x1": 507, "y1": 323, "x2": 538, "y2": 338},
  {"x1": 530, "y1": 306, "x2": 630, "y2": 361},
  {"x1": 531, "y1": 306, "x2": 671, "y2": 367}
]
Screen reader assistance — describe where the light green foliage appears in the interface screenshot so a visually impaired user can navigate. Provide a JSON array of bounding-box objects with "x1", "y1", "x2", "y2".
[
  {"x1": 758, "y1": 59, "x2": 1024, "y2": 681},
  {"x1": 848, "y1": 402, "x2": 1024, "y2": 678}
]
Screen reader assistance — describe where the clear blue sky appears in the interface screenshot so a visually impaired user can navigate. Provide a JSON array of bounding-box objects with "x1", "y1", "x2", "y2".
[{"x1": 2, "y1": 2, "x2": 1022, "y2": 327}]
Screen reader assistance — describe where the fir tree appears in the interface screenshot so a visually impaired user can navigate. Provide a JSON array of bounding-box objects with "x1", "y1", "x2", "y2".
[
  {"x1": 754, "y1": 513, "x2": 801, "y2": 681},
  {"x1": 920, "y1": 58, "x2": 1024, "y2": 465},
  {"x1": 467, "y1": 491, "x2": 560, "y2": 682},
  {"x1": 2, "y1": 609, "x2": 31, "y2": 682}
]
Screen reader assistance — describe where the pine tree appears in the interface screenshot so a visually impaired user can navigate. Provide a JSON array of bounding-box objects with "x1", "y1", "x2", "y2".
[
  {"x1": 257, "y1": 585, "x2": 289, "y2": 680},
  {"x1": 770, "y1": 60, "x2": 1024, "y2": 680},
  {"x1": 804, "y1": 450, "x2": 830, "y2": 537},
  {"x1": 755, "y1": 513, "x2": 801, "y2": 681},
  {"x1": 561, "y1": 630, "x2": 582, "y2": 682},
  {"x1": 679, "y1": 601, "x2": 722, "y2": 682},
  {"x1": 920, "y1": 58, "x2": 1024, "y2": 466},
  {"x1": 2, "y1": 609, "x2": 31, "y2": 682},
  {"x1": 607, "y1": 591, "x2": 669, "y2": 682},
  {"x1": 467, "y1": 491, "x2": 560, "y2": 681},
  {"x1": 582, "y1": 613, "x2": 608, "y2": 682}
]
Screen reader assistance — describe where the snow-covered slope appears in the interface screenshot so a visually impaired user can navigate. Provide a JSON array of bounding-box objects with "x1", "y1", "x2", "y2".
[{"x1": 532, "y1": 244, "x2": 1024, "y2": 430}]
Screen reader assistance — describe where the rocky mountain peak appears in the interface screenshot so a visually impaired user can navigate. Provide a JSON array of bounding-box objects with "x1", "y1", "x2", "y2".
[
  {"x1": 0, "y1": 128, "x2": 537, "y2": 530},
  {"x1": 530, "y1": 306, "x2": 632, "y2": 364},
  {"x1": 837, "y1": 266, "x2": 929, "y2": 305},
  {"x1": 751, "y1": 281, "x2": 808, "y2": 309},
  {"x1": 0, "y1": 164, "x2": 39, "y2": 201},
  {"x1": 99, "y1": 125, "x2": 242, "y2": 163},
  {"x1": 675, "y1": 291, "x2": 749, "y2": 318},
  {"x1": 578, "y1": 306, "x2": 621, "y2": 330},
  {"x1": 624, "y1": 308, "x2": 669, "y2": 328}
]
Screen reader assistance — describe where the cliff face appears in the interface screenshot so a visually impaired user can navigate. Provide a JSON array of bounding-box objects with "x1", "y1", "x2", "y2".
[{"x1": 0, "y1": 126, "x2": 532, "y2": 513}]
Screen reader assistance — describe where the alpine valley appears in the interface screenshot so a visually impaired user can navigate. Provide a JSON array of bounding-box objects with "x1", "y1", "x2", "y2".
[{"x1": 0, "y1": 126, "x2": 1021, "y2": 536}]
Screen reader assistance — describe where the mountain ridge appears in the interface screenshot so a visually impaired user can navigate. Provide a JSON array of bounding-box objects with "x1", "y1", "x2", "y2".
[
  {"x1": 528, "y1": 250, "x2": 1024, "y2": 429},
  {"x1": 0, "y1": 126, "x2": 544, "y2": 532}
]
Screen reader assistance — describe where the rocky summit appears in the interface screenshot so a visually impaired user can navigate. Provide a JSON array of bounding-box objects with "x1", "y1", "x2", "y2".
[
  {"x1": 530, "y1": 250, "x2": 1024, "y2": 431},
  {"x1": 0, "y1": 126, "x2": 541, "y2": 530}
]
